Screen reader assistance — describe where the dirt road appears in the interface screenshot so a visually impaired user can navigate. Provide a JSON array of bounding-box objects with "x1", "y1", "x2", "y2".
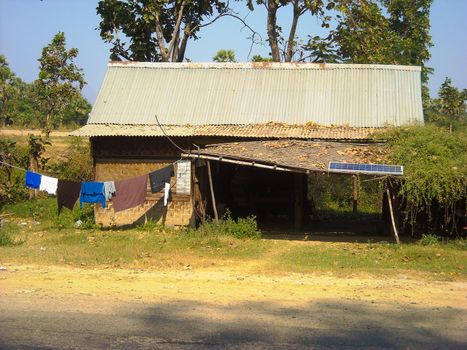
[{"x1": 1, "y1": 264, "x2": 466, "y2": 349}]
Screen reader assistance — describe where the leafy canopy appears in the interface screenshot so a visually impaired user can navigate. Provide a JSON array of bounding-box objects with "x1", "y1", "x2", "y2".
[
  {"x1": 97, "y1": 0, "x2": 227, "y2": 62},
  {"x1": 34, "y1": 32, "x2": 86, "y2": 136},
  {"x1": 213, "y1": 49, "x2": 236, "y2": 62}
]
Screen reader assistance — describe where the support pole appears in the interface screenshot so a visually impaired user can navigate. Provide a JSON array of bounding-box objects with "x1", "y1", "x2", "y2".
[
  {"x1": 206, "y1": 160, "x2": 219, "y2": 222},
  {"x1": 352, "y1": 175, "x2": 358, "y2": 213},
  {"x1": 293, "y1": 173, "x2": 304, "y2": 231},
  {"x1": 387, "y1": 188, "x2": 400, "y2": 244}
]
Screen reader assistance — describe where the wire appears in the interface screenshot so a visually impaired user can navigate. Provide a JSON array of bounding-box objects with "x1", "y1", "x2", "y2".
[
  {"x1": 0, "y1": 160, "x2": 27, "y2": 172},
  {"x1": 154, "y1": 114, "x2": 190, "y2": 154}
]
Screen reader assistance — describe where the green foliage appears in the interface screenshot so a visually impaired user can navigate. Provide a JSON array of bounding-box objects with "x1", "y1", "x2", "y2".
[
  {"x1": 251, "y1": 55, "x2": 273, "y2": 62},
  {"x1": 0, "y1": 138, "x2": 29, "y2": 204},
  {"x1": 308, "y1": 173, "x2": 382, "y2": 213},
  {"x1": 2, "y1": 197, "x2": 95, "y2": 231},
  {"x1": 197, "y1": 211, "x2": 261, "y2": 239},
  {"x1": 379, "y1": 125, "x2": 466, "y2": 234},
  {"x1": 97, "y1": 0, "x2": 227, "y2": 62},
  {"x1": 47, "y1": 137, "x2": 93, "y2": 181},
  {"x1": 0, "y1": 54, "x2": 89, "y2": 129},
  {"x1": 213, "y1": 49, "x2": 236, "y2": 62},
  {"x1": 34, "y1": 32, "x2": 86, "y2": 137},
  {"x1": 0, "y1": 230, "x2": 16, "y2": 246},
  {"x1": 426, "y1": 78, "x2": 467, "y2": 128},
  {"x1": 418, "y1": 233, "x2": 440, "y2": 246}
]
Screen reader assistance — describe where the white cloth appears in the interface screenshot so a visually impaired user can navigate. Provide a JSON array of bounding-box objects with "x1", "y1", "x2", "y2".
[
  {"x1": 164, "y1": 182, "x2": 170, "y2": 206},
  {"x1": 39, "y1": 175, "x2": 58, "y2": 195},
  {"x1": 103, "y1": 181, "x2": 116, "y2": 201}
]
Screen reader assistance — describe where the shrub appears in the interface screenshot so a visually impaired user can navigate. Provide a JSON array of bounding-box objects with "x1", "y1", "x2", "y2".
[
  {"x1": 377, "y1": 125, "x2": 466, "y2": 235},
  {"x1": 198, "y1": 211, "x2": 261, "y2": 239},
  {"x1": 418, "y1": 233, "x2": 440, "y2": 246},
  {"x1": 47, "y1": 137, "x2": 93, "y2": 181},
  {"x1": 0, "y1": 229, "x2": 15, "y2": 246}
]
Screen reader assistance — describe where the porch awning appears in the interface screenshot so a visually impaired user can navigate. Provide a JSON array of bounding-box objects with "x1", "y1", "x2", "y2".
[{"x1": 182, "y1": 140, "x2": 388, "y2": 174}]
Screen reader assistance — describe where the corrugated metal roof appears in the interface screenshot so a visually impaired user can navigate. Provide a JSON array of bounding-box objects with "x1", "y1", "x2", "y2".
[
  {"x1": 88, "y1": 62, "x2": 423, "y2": 128},
  {"x1": 69, "y1": 123, "x2": 379, "y2": 140}
]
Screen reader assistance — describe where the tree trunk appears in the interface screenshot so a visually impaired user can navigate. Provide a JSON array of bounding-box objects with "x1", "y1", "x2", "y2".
[
  {"x1": 267, "y1": 0, "x2": 281, "y2": 61},
  {"x1": 286, "y1": 1, "x2": 300, "y2": 62}
]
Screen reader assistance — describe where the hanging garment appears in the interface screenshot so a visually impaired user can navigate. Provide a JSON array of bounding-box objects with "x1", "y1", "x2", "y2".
[
  {"x1": 164, "y1": 182, "x2": 171, "y2": 206},
  {"x1": 39, "y1": 175, "x2": 58, "y2": 195},
  {"x1": 25, "y1": 170, "x2": 41, "y2": 189},
  {"x1": 149, "y1": 165, "x2": 174, "y2": 193},
  {"x1": 80, "y1": 182, "x2": 106, "y2": 208},
  {"x1": 103, "y1": 181, "x2": 116, "y2": 201},
  {"x1": 112, "y1": 174, "x2": 148, "y2": 213},
  {"x1": 57, "y1": 179, "x2": 81, "y2": 213}
]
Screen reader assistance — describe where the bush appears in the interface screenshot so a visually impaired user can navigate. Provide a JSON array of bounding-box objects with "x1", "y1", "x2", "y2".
[
  {"x1": 198, "y1": 211, "x2": 261, "y2": 239},
  {"x1": 377, "y1": 125, "x2": 466, "y2": 235},
  {"x1": 47, "y1": 137, "x2": 92, "y2": 181},
  {"x1": 418, "y1": 233, "x2": 440, "y2": 246},
  {"x1": 0, "y1": 229, "x2": 15, "y2": 246}
]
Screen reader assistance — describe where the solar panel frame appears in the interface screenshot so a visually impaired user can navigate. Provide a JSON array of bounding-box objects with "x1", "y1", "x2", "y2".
[{"x1": 328, "y1": 162, "x2": 404, "y2": 176}]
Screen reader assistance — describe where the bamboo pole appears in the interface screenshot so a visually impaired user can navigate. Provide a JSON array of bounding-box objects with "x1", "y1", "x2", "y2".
[
  {"x1": 206, "y1": 160, "x2": 219, "y2": 222},
  {"x1": 386, "y1": 188, "x2": 400, "y2": 244}
]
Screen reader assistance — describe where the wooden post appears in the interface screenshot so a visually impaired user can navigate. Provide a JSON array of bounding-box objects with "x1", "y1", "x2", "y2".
[
  {"x1": 387, "y1": 188, "x2": 400, "y2": 244},
  {"x1": 293, "y1": 173, "x2": 304, "y2": 231},
  {"x1": 352, "y1": 175, "x2": 358, "y2": 213},
  {"x1": 206, "y1": 160, "x2": 219, "y2": 222}
]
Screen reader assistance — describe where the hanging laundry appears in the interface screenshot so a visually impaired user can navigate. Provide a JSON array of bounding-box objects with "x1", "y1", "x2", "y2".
[
  {"x1": 149, "y1": 165, "x2": 174, "y2": 193},
  {"x1": 103, "y1": 181, "x2": 116, "y2": 201},
  {"x1": 164, "y1": 182, "x2": 171, "y2": 206},
  {"x1": 25, "y1": 170, "x2": 41, "y2": 189},
  {"x1": 57, "y1": 180, "x2": 82, "y2": 214},
  {"x1": 112, "y1": 174, "x2": 148, "y2": 213},
  {"x1": 80, "y1": 182, "x2": 106, "y2": 208},
  {"x1": 39, "y1": 175, "x2": 58, "y2": 195}
]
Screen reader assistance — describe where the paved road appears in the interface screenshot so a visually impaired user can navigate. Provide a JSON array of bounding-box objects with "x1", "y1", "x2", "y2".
[{"x1": 1, "y1": 293, "x2": 466, "y2": 349}]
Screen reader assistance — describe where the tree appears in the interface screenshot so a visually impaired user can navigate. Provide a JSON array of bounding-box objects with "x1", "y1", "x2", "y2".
[
  {"x1": 438, "y1": 78, "x2": 467, "y2": 120},
  {"x1": 33, "y1": 32, "x2": 86, "y2": 137},
  {"x1": 247, "y1": 0, "x2": 330, "y2": 62},
  {"x1": 426, "y1": 78, "x2": 467, "y2": 129},
  {"x1": 97, "y1": 0, "x2": 232, "y2": 62},
  {"x1": 0, "y1": 55, "x2": 22, "y2": 126},
  {"x1": 213, "y1": 49, "x2": 236, "y2": 62}
]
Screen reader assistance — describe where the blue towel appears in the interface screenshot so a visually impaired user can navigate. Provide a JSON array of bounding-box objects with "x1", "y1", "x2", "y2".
[
  {"x1": 80, "y1": 182, "x2": 106, "y2": 208},
  {"x1": 25, "y1": 170, "x2": 41, "y2": 189}
]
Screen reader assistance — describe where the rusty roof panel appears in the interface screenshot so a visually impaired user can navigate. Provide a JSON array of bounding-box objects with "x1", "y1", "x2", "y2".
[{"x1": 70, "y1": 123, "x2": 380, "y2": 140}]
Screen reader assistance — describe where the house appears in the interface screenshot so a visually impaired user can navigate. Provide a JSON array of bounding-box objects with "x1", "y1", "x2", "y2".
[{"x1": 71, "y1": 62, "x2": 423, "y2": 230}]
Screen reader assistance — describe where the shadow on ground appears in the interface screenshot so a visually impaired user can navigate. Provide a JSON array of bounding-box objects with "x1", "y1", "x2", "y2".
[{"x1": 3, "y1": 296, "x2": 464, "y2": 349}]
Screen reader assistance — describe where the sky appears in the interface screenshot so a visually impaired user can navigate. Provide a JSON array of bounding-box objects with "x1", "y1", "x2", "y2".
[{"x1": 1, "y1": 0, "x2": 466, "y2": 104}]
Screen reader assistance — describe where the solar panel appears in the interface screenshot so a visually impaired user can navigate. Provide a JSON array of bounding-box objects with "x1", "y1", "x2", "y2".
[{"x1": 328, "y1": 162, "x2": 403, "y2": 176}]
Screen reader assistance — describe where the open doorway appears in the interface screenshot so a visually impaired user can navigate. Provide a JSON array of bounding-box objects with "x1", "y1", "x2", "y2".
[{"x1": 195, "y1": 160, "x2": 388, "y2": 241}]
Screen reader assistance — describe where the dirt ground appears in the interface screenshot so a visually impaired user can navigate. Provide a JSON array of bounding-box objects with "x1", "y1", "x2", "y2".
[{"x1": 1, "y1": 263, "x2": 466, "y2": 349}]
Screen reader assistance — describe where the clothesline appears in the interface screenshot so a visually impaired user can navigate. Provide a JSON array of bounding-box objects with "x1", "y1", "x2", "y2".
[
  {"x1": 0, "y1": 160, "x2": 28, "y2": 172},
  {"x1": 3, "y1": 158, "x2": 191, "y2": 215},
  {"x1": 0, "y1": 159, "x2": 188, "y2": 183}
]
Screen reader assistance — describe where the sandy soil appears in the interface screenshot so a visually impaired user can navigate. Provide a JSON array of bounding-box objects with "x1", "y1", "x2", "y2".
[
  {"x1": 1, "y1": 263, "x2": 466, "y2": 308},
  {"x1": 1, "y1": 264, "x2": 466, "y2": 349}
]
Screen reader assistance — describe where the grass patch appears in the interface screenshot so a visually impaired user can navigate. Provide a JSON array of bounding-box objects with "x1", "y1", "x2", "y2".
[
  {"x1": 276, "y1": 240, "x2": 466, "y2": 278},
  {"x1": 1, "y1": 198, "x2": 466, "y2": 279}
]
